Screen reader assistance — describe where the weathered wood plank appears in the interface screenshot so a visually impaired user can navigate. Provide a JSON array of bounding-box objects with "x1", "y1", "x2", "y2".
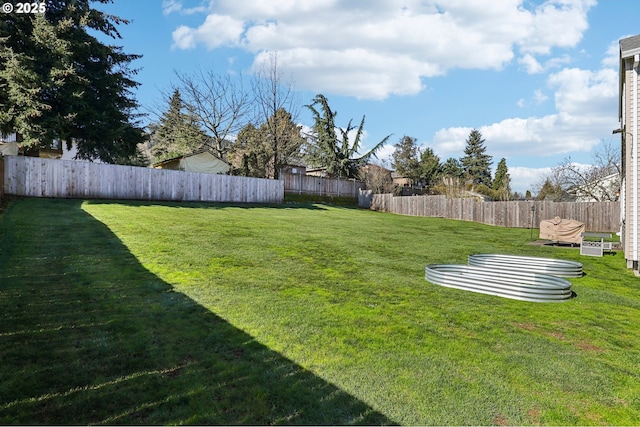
[{"x1": 3, "y1": 156, "x2": 284, "y2": 204}]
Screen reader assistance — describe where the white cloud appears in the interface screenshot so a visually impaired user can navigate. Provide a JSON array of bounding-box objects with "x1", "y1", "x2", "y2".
[
  {"x1": 170, "y1": 0, "x2": 596, "y2": 99},
  {"x1": 375, "y1": 143, "x2": 396, "y2": 166},
  {"x1": 162, "y1": 0, "x2": 207, "y2": 16},
  {"x1": 516, "y1": 0, "x2": 595, "y2": 55},
  {"x1": 431, "y1": 55, "x2": 619, "y2": 162},
  {"x1": 519, "y1": 53, "x2": 543, "y2": 74},
  {"x1": 509, "y1": 166, "x2": 552, "y2": 193},
  {"x1": 547, "y1": 67, "x2": 617, "y2": 116},
  {"x1": 171, "y1": 14, "x2": 245, "y2": 50},
  {"x1": 601, "y1": 40, "x2": 620, "y2": 68},
  {"x1": 519, "y1": 53, "x2": 573, "y2": 74},
  {"x1": 534, "y1": 89, "x2": 549, "y2": 104}
]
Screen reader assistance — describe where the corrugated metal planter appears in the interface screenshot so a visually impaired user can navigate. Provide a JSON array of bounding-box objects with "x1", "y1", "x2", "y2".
[
  {"x1": 468, "y1": 254, "x2": 583, "y2": 278},
  {"x1": 425, "y1": 264, "x2": 573, "y2": 302}
]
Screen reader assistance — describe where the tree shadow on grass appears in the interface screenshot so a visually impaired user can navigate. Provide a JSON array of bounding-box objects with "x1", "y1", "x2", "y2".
[{"x1": 0, "y1": 198, "x2": 392, "y2": 425}]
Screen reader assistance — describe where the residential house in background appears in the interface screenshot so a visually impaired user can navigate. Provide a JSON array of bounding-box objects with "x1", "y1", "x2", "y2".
[
  {"x1": 153, "y1": 149, "x2": 230, "y2": 174},
  {"x1": 617, "y1": 34, "x2": 640, "y2": 273},
  {"x1": 0, "y1": 133, "x2": 98, "y2": 161},
  {"x1": 391, "y1": 171, "x2": 410, "y2": 188},
  {"x1": 279, "y1": 164, "x2": 307, "y2": 175},
  {"x1": 1, "y1": 133, "x2": 64, "y2": 158},
  {"x1": 571, "y1": 173, "x2": 620, "y2": 202}
]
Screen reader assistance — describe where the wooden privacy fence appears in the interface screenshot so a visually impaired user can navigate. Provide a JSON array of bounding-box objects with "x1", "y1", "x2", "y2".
[
  {"x1": 360, "y1": 192, "x2": 620, "y2": 232},
  {"x1": 281, "y1": 172, "x2": 365, "y2": 197},
  {"x1": 0, "y1": 155, "x2": 4, "y2": 204},
  {"x1": 3, "y1": 155, "x2": 284, "y2": 203}
]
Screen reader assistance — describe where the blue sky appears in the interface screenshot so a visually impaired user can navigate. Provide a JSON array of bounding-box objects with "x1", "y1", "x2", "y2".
[{"x1": 97, "y1": 0, "x2": 640, "y2": 193}]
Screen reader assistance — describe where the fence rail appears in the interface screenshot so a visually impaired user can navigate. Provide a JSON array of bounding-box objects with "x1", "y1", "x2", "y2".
[
  {"x1": 282, "y1": 172, "x2": 365, "y2": 198},
  {"x1": 360, "y1": 192, "x2": 620, "y2": 232},
  {"x1": 3, "y1": 155, "x2": 283, "y2": 203}
]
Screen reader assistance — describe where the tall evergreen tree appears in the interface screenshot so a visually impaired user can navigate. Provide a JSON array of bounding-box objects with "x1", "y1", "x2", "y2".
[
  {"x1": 0, "y1": 1, "x2": 144, "y2": 162},
  {"x1": 391, "y1": 135, "x2": 421, "y2": 185},
  {"x1": 492, "y1": 157, "x2": 512, "y2": 200},
  {"x1": 150, "y1": 89, "x2": 208, "y2": 162},
  {"x1": 441, "y1": 157, "x2": 463, "y2": 178},
  {"x1": 305, "y1": 94, "x2": 390, "y2": 179},
  {"x1": 252, "y1": 52, "x2": 300, "y2": 179},
  {"x1": 536, "y1": 178, "x2": 567, "y2": 201},
  {"x1": 232, "y1": 123, "x2": 267, "y2": 178},
  {"x1": 419, "y1": 147, "x2": 441, "y2": 190},
  {"x1": 260, "y1": 108, "x2": 305, "y2": 179},
  {"x1": 460, "y1": 129, "x2": 492, "y2": 186}
]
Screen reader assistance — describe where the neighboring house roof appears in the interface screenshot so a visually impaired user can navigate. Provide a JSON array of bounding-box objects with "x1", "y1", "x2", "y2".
[
  {"x1": 619, "y1": 35, "x2": 640, "y2": 120},
  {"x1": 304, "y1": 167, "x2": 328, "y2": 177},
  {"x1": 153, "y1": 149, "x2": 230, "y2": 174},
  {"x1": 620, "y1": 35, "x2": 640, "y2": 58}
]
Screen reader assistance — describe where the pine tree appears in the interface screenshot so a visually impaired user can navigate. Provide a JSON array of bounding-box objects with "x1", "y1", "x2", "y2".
[
  {"x1": 150, "y1": 90, "x2": 208, "y2": 162},
  {"x1": 492, "y1": 157, "x2": 511, "y2": 200},
  {"x1": 232, "y1": 123, "x2": 267, "y2": 177},
  {"x1": 391, "y1": 136, "x2": 421, "y2": 185},
  {"x1": 441, "y1": 157, "x2": 463, "y2": 177},
  {"x1": 460, "y1": 129, "x2": 493, "y2": 186},
  {"x1": 259, "y1": 108, "x2": 305, "y2": 179},
  {"x1": 419, "y1": 147, "x2": 441, "y2": 190},
  {"x1": 537, "y1": 178, "x2": 566, "y2": 201},
  {"x1": 0, "y1": 1, "x2": 144, "y2": 163}
]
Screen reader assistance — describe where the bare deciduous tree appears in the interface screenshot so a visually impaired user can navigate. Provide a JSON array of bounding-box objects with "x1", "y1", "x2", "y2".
[
  {"x1": 173, "y1": 69, "x2": 253, "y2": 159},
  {"x1": 252, "y1": 52, "x2": 302, "y2": 178},
  {"x1": 554, "y1": 140, "x2": 621, "y2": 201}
]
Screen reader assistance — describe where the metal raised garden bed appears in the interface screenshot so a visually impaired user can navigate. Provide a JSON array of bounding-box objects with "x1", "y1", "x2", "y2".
[
  {"x1": 467, "y1": 253, "x2": 583, "y2": 278},
  {"x1": 425, "y1": 264, "x2": 573, "y2": 302}
]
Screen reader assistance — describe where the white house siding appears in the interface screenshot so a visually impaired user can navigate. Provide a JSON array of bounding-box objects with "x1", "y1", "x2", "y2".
[{"x1": 619, "y1": 35, "x2": 640, "y2": 271}]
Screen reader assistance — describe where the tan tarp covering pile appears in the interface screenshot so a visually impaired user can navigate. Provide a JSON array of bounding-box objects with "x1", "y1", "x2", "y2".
[
  {"x1": 539, "y1": 216, "x2": 585, "y2": 244},
  {"x1": 0, "y1": 142, "x2": 18, "y2": 156},
  {"x1": 181, "y1": 152, "x2": 229, "y2": 174},
  {"x1": 155, "y1": 150, "x2": 230, "y2": 174}
]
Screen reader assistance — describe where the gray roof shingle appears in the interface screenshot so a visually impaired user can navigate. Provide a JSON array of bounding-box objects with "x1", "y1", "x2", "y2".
[{"x1": 620, "y1": 35, "x2": 640, "y2": 57}]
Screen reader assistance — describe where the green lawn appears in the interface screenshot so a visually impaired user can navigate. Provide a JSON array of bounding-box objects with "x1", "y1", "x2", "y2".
[{"x1": 1, "y1": 197, "x2": 639, "y2": 425}]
